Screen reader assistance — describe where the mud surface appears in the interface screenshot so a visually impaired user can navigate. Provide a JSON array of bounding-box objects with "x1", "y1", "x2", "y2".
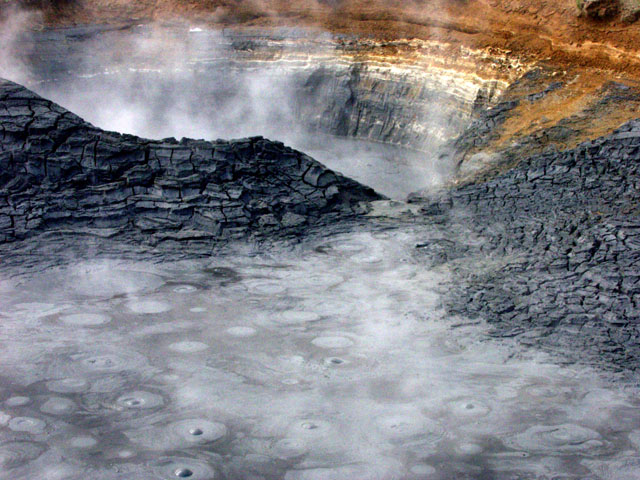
[{"x1": 2, "y1": 223, "x2": 640, "y2": 480}]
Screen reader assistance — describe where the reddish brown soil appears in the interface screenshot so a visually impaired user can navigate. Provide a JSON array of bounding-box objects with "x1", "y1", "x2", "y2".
[{"x1": 7, "y1": 0, "x2": 640, "y2": 76}]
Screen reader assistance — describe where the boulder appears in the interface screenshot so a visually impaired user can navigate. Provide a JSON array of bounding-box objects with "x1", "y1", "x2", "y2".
[{"x1": 578, "y1": 0, "x2": 620, "y2": 19}]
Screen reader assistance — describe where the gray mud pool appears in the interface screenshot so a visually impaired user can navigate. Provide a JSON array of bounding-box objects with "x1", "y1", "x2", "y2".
[{"x1": 1, "y1": 227, "x2": 640, "y2": 479}]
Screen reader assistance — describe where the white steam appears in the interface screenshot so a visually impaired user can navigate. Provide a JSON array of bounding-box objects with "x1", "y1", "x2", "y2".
[
  {"x1": 0, "y1": 5, "x2": 38, "y2": 84},
  {"x1": 0, "y1": 12, "x2": 464, "y2": 199}
]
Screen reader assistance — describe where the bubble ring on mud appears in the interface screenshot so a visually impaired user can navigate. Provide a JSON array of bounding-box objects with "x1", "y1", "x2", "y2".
[
  {"x1": 168, "y1": 341, "x2": 209, "y2": 353},
  {"x1": 523, "y1": 382, "x2": 573, "y2": 400},
  {"x1": 410, "y1": 463, "x2": 437, "y2": 475},
  {"x1": 69, "y1": 436, "x2": 98, "y2": 449},
  {"x1": 79, "y1": 353, "x2": 144, "y2": 373},
  {"x1": 46, "y1": 377, "x2": 90, "y2": 393},
  {"x1": 57, "y1": 348, "x2": 150, "y2": 379},
  {"x1": 124, "y1": 418, "x2": 227, "y2": 451},
  {"x1": 116, "y1": 391, "x2": 164, "y2": 410},
  {"x1": 8, "y1": 417, "x2": 46, "y2": 434},
  {"x1": 271, "y1": 438, "x2": 308, "y2": 459},
  {"x1": 150, "y1": 456, "x2": 217, "y2": 480},
  {"x1": 448, "y1": 397, "x2": 492, "y2": 419},
  {"x1": 5, "y1": 396, "x2": 31, "y2": 407},
  {"x1": 277, "y1": 311, "x2": 321, "y2": 325},
  {"x1": 505, "y1": 424, "x2": 608, "y2": 455},
  {"x1": 290, "y1": 419, "x2": 332, "y2": 438},
  {"x1": 225, "y1": 326, "x2": 257, "y2": 337},
  {"x1": 172, "y1": 285, "x2": 198, "y2": 294},
  {"x1": 350, "y1": 252, "x2": 384, "y2": 264},
  {"x1": 60, "y1": 313, "x2": 111, "y2": 326},
  {"x1": 243, "y1": 279, "x2": 287, "y2": 296},
  {"x1": 0, "y1": 441, "x2": 46, "y2": 469},
  {"x1": 40, "y1": 397, "x2": 76, "y2": 415},
  {"x1": 126, "y1": 299, "x2": 172, "y2": 314},
  {"x1": 292, "y1": 273, "x2": 344, "y2": 290},
  {"x1": 170, "y1": 419, "x2": 227, "y2": 444}
]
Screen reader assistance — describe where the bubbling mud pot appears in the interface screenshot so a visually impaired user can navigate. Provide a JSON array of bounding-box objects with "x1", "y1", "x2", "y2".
[{"x1": 1, "y1": 227, "x2": 640, "y2": 480}]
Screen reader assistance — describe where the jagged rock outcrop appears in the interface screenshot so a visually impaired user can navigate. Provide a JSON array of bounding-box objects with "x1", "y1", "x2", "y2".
[
  {"x1": 579, "y1": 0, "x2": 620, "y2": 18},
  {"x1": 0, "y1": 78, "x2": 381, "y2": 246},
  {"x1": 413, "y1": 120, "x2": 640, "y2": 372},
  {"x1": 449, "y1": 67, "x2": 640, "y2": 183}
]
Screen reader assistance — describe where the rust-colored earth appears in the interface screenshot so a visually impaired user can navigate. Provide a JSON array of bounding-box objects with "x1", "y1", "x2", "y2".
[{"x1": 7, "y1": 0, "x2": 640, "y2": 75}]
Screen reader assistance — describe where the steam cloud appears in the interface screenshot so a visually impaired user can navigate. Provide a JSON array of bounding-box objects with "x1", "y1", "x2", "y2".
[{"x1": 0, "y1": 8, "x2": 457, "y2": 199}]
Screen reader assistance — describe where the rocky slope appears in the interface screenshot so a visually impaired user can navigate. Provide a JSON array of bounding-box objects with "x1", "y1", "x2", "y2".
[
  {"x1": 0, "y1": 78, "x2": 380, "y2": 248},
  {"x1": 409, "y1": 117, "x2": 640, "y2": 374}
]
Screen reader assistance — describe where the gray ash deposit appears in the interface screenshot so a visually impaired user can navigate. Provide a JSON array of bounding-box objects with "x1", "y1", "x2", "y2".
[{"x1": 412, "y1": 118, "x2": 640, "y2": 374}]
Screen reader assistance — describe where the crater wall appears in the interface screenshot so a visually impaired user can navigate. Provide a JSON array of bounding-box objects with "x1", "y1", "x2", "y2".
[{"x1": 19, "y1": 28, "x2": 520, "y2": 155}]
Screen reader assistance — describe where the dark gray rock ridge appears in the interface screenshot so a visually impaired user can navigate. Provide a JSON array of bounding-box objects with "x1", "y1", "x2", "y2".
[
  {"x1": 412, "y1": 118, "x2": 640, "y2": 374},
  {"x1": 0, "y1": 78, "x2": 381, "y2": 246}
]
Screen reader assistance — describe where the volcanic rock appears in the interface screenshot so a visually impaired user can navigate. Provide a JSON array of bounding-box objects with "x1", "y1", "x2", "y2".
[
  {"x1": 579, "y1": 0, "x2": 620, "y2": 19},
  {"x1": 415, "y1": 118, "x2": 640, "y2": 373},
  {"x1": 0, "y1": 78, "x2": 381, "y2": 246},
  {"x1": 579, "y1": 0, "x2": 620, "y2": 18}
]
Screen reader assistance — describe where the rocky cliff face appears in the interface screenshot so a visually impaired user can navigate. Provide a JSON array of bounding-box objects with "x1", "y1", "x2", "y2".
[
  {"x1": 18, "y1": 27, "x2": 518, "y2": 155},
  {"x1": 0, "y1": 78, "x2": 380, "y2": 247},
  {"x1": 10, "y1": 0, "x2": 640, "y2": 75},
  {"x1": 294, "y1": 55, "x2": 504, "y2": 151}
]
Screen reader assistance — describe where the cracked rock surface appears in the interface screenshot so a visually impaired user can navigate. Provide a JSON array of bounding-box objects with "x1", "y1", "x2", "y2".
[
  {"x1": 0, "y1": 78, "x2": 381, "y2": 248},
  {"x1": 413, "y1": 119, "x2": 640, "y2": 373}
]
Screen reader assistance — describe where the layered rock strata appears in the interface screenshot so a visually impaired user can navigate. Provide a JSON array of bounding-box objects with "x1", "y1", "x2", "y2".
[
  {"x1": 450, "y1": 67, "x2": 640, "y2": 182},
  {"x1": 21, "y1": 26, "x2": 520, "y2": 152},
  {"x1": 0, "y1": 78, "x2": 380, "y2": 246}
]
